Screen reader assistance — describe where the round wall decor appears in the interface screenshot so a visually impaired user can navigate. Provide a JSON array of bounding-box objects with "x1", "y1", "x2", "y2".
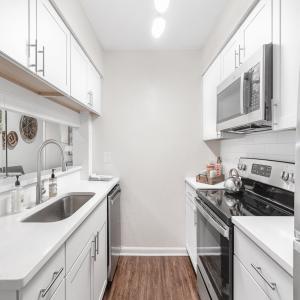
[
  {"x1": 19, "y1": 115, "x2": 38, "y2": 143},
  {"x1": 7, "y1": 131, "x2": 18, "y2": 150}
]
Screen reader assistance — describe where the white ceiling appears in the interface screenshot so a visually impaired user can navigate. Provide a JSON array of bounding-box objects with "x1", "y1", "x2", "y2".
[{"x1": 79, "y1": 0, "x2": 228, "y2": 51}]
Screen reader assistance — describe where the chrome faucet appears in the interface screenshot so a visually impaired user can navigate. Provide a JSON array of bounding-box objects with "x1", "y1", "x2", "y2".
[{"x1": 36, "y1": 139, "x2": 67, "y2": 205}]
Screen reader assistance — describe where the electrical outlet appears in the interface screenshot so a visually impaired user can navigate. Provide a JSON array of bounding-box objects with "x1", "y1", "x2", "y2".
[{"x1": 104, "y1": 152, "x2": 112, "y2": 164}]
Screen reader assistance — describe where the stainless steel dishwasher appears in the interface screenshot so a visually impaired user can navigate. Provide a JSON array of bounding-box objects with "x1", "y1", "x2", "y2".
[{"x1": 107, "y1": 184, "x2": 121, "y2": 282}]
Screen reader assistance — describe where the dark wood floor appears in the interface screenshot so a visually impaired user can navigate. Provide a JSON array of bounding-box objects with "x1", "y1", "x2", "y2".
[{"x1": 103, "y1": 256, "x2": 200, "y2": 300}]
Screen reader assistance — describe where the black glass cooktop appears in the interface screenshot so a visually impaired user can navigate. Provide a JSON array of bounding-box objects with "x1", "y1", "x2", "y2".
[{"x1": 196, "y1": 179, "x2": 294, "y2": 226}]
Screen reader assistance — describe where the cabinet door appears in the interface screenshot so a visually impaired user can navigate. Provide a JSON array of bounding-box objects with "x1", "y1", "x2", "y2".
[
  {"x1": 185, "y1": 196, "x2": 197, "y2": 272},
  {"x1": 274, "y1": 0, "x2": 300, "y2": 130},
  {"x1": 241, "y1": 0, "x2": 272, "y2": 62},
  {"x1": 70, "y1": 36, "x2": 88, "y2": 105},
  {"x1": 66, "y1": 237, "x2": 93, "y2": 300},
  {"x1": 88, "y1": 63, "x2": 102, "y2": 115},
  {"x1": 0, "y1": 0, "x2": 29, "y2": 67},
  {"x1": 202, "y1": 56, "x2": 221, "y2": 141},
  {"x1": 93, "y1": 223, "x2": 107, "y2": 300},
  {"x1": 50, "y1": 280, "x2": 65, "y2": 300},
  {"x1": 234, "y1": 256, "x2": 269, "y2": 300},
  {"x1": 36, "y1": 0, "x2": 70, "y2": 94},
  {"x1": 220, "y1": 37, "x2": 239, "y2": 80}
]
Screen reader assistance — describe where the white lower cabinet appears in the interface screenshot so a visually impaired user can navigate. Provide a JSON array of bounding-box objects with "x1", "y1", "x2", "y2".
[
  {"x1": 2, "y1": 200, "x2": 108, "y2": 300},
  {"x1": 66, "y1": 236, "x2": 94, "y2": 300},
  {"x1": 234, "y1": 227, "x2": 293, "y2": 300},
  {"x1": 93, "y1": 223, "x2": 107, "y2": 300},
  {"x1": 234, "y1": 256, "x2": 269, "y2": 300},
  {"x1": 185, "y1": 183, "x2": 197, "y2": 272}
]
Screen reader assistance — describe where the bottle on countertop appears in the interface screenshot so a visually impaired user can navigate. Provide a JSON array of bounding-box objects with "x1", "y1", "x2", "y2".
[
  {"x1": 49, "y1": 169, "x2": 57, "y2": 197},
  {"x1": 11, "y1": 175, "x2": 24, "y2": 213},
  {"x1": 215, "y1": 156, "x2": 223, "y2": 177}
]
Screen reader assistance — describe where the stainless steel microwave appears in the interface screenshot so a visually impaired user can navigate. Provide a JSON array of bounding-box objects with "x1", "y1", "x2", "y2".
[{"x1": 216, "y1": 44, "x2": 273, "y2": 133}]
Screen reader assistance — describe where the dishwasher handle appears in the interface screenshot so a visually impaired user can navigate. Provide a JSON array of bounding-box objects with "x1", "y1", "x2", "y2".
[{"x1": 108, "y1": 185, "x2": 121, "y2": 201}]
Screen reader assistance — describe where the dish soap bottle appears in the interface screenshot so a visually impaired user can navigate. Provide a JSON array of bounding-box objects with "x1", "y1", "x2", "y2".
[
  {"x1": 49, "y1": 169, "x2": 57, "y2": 197},
  {"x1": 11, "y1": 175, "x2": 24, "y2": 213}
]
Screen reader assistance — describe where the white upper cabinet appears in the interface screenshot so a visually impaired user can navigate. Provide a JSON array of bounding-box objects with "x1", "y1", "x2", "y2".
[
  {"x1": 202, "y1": 56, "x2": 221, "y2": 141},
  {"x1": 70, "y1": 36, "x2": 89, "y2": 105},
  {"x1": 0, "y1": 1, "x2": 29, "y2": 67},
  {"x1": 273, "y1": 0, "x2": 300, "y2": 130},
  {"x1": 36, "y1": 0, "x2": 70, "y2": 94},
  {"x1": 240, "y1": 0, "x2": 272, "y2": 62},
  {"x1": 220, "y1": 34, "x2": 240, "y2": 81},
  {"x1": 220, "y1": 0, "x2": 272, "y2": 81},
  {"x1": 88, "y1": 63, "x2": 102, "y2": 115},
  {"x1": 70, "y1": 37, "x2": 102, "y2": 115}
]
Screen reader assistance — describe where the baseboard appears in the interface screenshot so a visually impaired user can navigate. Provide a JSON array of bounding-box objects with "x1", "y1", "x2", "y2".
[{"x1": 120, "y1": 247, "x2": 188, "y2": 256}]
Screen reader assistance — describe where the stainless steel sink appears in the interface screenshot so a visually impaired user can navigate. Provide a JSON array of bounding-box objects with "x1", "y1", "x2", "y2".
[{"x1": 22, "y1": 193, "x2": 95, "y2": 223}]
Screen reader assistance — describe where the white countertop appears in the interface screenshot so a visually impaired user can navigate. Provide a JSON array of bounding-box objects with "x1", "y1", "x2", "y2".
[
  {"x1": 185, "y1": 176, "x2": 224, "y2": 190},
  {"x1": 232, "y1": 216, "x2": 294, "y2": 276},
  {"x1": 0, "y1": 177, "x2": 119, "y2": 290}
]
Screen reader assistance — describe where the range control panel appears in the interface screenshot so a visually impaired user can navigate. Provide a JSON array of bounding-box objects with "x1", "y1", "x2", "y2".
[
  {"x1": 237, "y1": 158, "x2": 295, "y2": 192},
  {"x1": 251, "y1": 164, "x2": 272, "y2": 177}
]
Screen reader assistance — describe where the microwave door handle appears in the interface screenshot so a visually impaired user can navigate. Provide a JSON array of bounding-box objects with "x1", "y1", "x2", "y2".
[{"x1": 240, "y1": 72, "x2": 245, "y2": 115}]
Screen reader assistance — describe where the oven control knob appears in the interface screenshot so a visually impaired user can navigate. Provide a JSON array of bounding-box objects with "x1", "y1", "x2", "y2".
[{"x1": 281, "y1": 171, "x2": 289, "y2": 182}]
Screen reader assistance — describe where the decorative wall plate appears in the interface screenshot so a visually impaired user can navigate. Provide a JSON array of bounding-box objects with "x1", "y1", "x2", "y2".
[
  {"x1": 19, "y1": 115, "x2": 38, "y2": 143},
  {"x1": 7, "y1": 131, "x2": 18, "y2": 150}
]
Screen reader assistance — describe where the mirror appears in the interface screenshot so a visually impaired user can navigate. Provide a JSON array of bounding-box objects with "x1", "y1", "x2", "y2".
[{"x1": 0, "y1": 109, "x2": 73, "y2": 177}]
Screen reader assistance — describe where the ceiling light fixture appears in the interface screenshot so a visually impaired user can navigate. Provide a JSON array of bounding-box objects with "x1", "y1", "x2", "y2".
[
  {"x1": 151, "y1": 17, "x2": 166, "y2": 39},
  {"x1": 154, "y1": 0, "x2": 170, "y2": 14}
]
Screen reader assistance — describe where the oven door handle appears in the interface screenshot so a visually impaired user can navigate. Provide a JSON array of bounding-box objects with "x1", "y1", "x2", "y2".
[{"x1": 196, "y1": 202, "x2": 229, "y2": 239}]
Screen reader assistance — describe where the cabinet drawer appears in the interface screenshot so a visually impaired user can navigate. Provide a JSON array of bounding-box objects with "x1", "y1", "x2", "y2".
[
  {"x1": 234, "y1": 255, "x2": 269, "y2": 300},
  {"x1": 185, "y1": 183, "x2": 197, "y2": 200},
  {"x1": 66, "y1": 200, "x2": 107, "y2": 273},
  {"x1": 21, "y1": 247, "x2": 65, "y2": 300},
  {"x1": 234, "y1": 228, "x2": 293, "y2": 300}
]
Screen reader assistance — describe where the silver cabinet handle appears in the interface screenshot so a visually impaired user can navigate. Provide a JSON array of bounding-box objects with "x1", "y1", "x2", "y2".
[
  {"x1": 40, "y1": 267, "x2": 63, "y2": 298},
  {"x1": 234, "y1": 50, "x2": 238, "y2": 69},
  {"x1": 88, "y1": 91, "x2": 93, "y2": 106},
  {"x1": 238, "y1": 45, "x2": 244, "y2": 66},
  {"x1": 28, "y1": 40, "x2": 38, "y2": 72},
  {"x1": 37, "y1": 46, "x2": 45, "y2": 76},
  {"x1": 251, "y1": 264, "x2": 277, "y2": 290},
  {"x1": 96, "y1": 231, "x2": 99, "y2": 255},
  {"x1": 92, "y1": 236, "x2": 97, "y2": 261},
  {"x1": 193, "y1": 208, "x2": 197, "y2": 226}
]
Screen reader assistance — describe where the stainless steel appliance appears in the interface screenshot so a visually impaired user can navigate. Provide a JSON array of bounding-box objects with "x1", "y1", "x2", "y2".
[
  {"x1": 217, "y1": 44, "x2": 273, "y2": 133},
  {"x1": 196, "y1": 158, "x2": 294, "y2": 300},
  {"x1": 107, "y1": 184, "x2": 121, "y2": 282}
]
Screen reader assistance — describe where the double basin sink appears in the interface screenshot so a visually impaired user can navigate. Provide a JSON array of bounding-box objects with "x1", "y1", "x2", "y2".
[{"x1": 23, "y1": 193, "x2": 95, "y2": 223}]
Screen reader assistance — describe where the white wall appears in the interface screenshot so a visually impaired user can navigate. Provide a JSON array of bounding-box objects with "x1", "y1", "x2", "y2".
[
  {"x1": 52, "y1": 0, "x2": 104, "y2": 72},
  {"x1": 220, "y1": 130, "x2": 296, "y2": 174},
  {"x1": 93, "y1": 51, "x2": 219, "y2": 250}
]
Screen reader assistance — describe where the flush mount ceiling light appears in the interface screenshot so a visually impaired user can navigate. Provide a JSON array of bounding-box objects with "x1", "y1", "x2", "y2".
[
  {"x1": 151, "y1": 17, "x2": 166, "y2": 39},
  {"x1": 154, "y1": 0, "x2": 170, "y2": 14}
]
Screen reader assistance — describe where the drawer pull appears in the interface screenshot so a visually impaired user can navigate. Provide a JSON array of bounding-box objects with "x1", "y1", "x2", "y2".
[
  {"x1": 251, "y1": 264, "x2": 276, "y2": 290},
  {"x1": 40, "y1": 267, "x2": 64, "y2": 297}
]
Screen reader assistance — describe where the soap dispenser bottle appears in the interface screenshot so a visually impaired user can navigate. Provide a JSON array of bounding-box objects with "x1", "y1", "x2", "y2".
[
  {"x1": 49, "y1": 169, "x2": 57, "y2": 197},
  {"x1": 11, "y1": 175, "x2": 24, "y2": 213}
]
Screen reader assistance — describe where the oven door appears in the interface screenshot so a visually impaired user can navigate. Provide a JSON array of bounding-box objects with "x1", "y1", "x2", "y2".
[{"x1": 196, "y1": 201, "x2": 233, "y2": 300}]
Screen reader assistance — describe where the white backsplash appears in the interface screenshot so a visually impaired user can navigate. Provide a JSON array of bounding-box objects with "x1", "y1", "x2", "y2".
[{"x1": 220, "y1": 130, "x2": 296, "y2": 176}]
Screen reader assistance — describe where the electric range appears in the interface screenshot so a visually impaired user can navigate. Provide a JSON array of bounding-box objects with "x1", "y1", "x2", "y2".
[{"x1": 195, "y1": 158, "x2": 295, "y2": 300}]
